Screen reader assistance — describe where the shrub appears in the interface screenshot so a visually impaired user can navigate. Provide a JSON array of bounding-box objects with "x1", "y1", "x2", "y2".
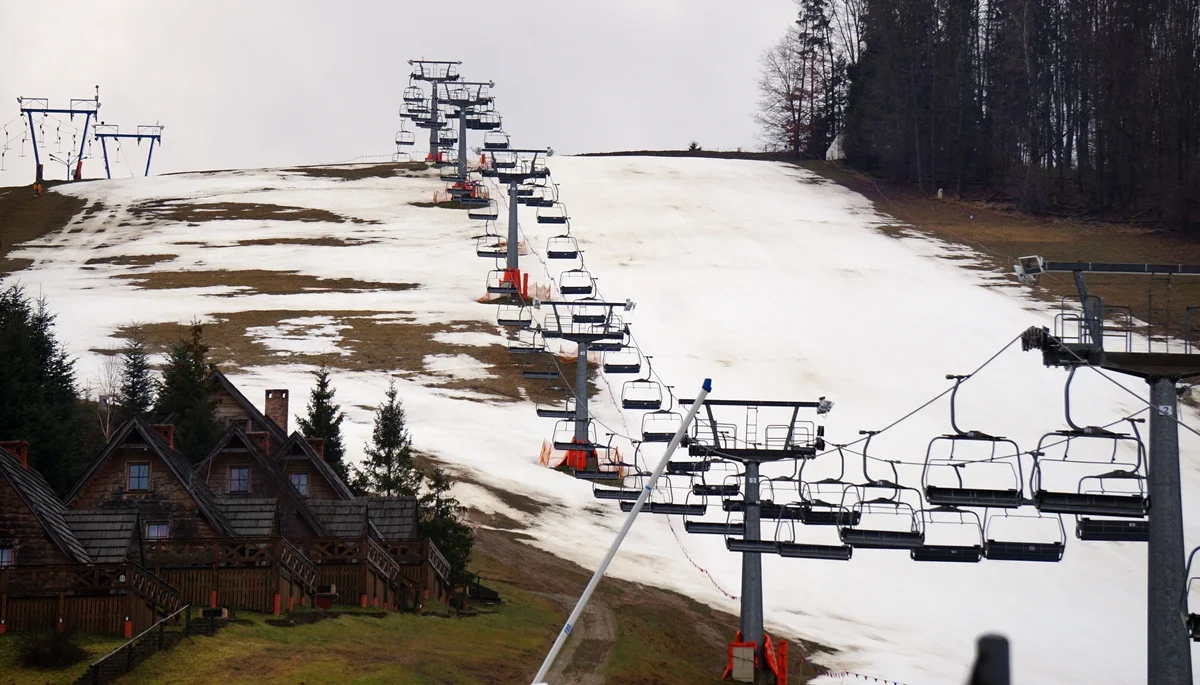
[{"x1": 18, "y1": 630, "x2": 89, "y2": 669}]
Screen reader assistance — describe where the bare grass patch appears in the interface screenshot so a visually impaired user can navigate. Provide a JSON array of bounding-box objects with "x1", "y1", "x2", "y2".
[
  {"x1": 284, "y1": 162, "x2": 429, "y2": 181},
  {"x1": 85, "y1": 253, "x2": 178, "y2": 267},
  {"x1": 128, "y1": 200, "x2": 378, "y2": 225},
  {"x1": 116, "y1": 270, "x2": 418, "y2": 296},
  {"x1": 231, "y1": 237, "x2": 379, "y2": 247}
]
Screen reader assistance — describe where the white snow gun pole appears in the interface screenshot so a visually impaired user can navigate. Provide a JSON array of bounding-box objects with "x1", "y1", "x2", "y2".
[{"x1": 531, "y1": 378, "x2": 713, "y2": 685}]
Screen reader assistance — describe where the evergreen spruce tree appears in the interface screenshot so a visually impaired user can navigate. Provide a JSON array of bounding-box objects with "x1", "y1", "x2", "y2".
[
  {"x1": 118, "y1": 336, "x2": 155, "y2": 419},
  {"x1": 153, "y1": 323, "x2": 220, "y2": 462},
  {"x1": 418, "y1": 467, "x2": 475, "y2": 584},
  {"x1": 296, "y1": 366, "x2": 349, "y2": 483},
  {"x1": 0, "y1": 284, "x2": 84, "y2": 493},
  {"x1": 359, "y1": 381, "x2": 420, "y2": 497}
]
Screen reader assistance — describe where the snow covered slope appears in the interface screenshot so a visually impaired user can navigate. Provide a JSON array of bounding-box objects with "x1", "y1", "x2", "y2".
[{"x1": 4, "y1": 157, "x2": 1197, "y2": 684}]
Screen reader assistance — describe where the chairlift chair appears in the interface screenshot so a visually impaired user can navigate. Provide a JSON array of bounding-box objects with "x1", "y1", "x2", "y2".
[
  {"x1": 536, "y1": 395, "x2": 577, "y2": 419},
  {"x1": 403, "y1": 86, "x2": 424, "y2": 103},
  {"x1": 496, "y1": 304, "x2": 532, "y2": 329},
  {"x1": 476, "y1": 235, "x2": 506, "y2": 259},
  {"x1": 484, "y1": 130, "x2": 510, "y2": 150},
  {"x1": 486, "y1": 269, "x2": 520, "y2": 295},
  {"x1": 691, "y1": 462, "x2": 742, "y2": 498},
  {"x1": 1185, "y1": 546, "x2": 1200, "y2": 641},
  {"x1": 1031, "y1": 428, "x2": 1149, "y2": 518},
  {"x1": 546, "y1": 234, "x2": 580, "y2": 260},
  {"x1": 838, "y1": 483, "x2": 926, "y2": 550},
  {"x1": 642, "y1": 408, "x2": 684, "y2": 443},
  {"x1": 552, "y1": 419, "x2": 597, "y2": 451},
  {"x1": 797, "y1": 448, "x2": 861, "y2": 526},
  {"x1": 507, "y1": 329, "x2": 546, "y2": 355},
  {"x1": 467, "y1": 199, "x2": 499, "y2": 221},
  {"x1": 395, "y1": 128, "x2": 415, "y2": 147},
  {"x1": 521, "y1": 355, "x2": 561, "y2": 381},
  {"x1": 774, "y1": 505, "x2": 853, "y2": 560},
  {"x1": 982, "y1": 509, "x2": 1066, "y2": 562},
  {"x1": 469, "y1": 112, "x2": 502, "y2": 131},
  {"x1": 603, "y1": 347, "x2": 642, "y2": 375},
  {"x1": 537, "y1": 202, "x2": 569, "y2": 224},
  {"x1": 559, "y1": 268, "x2": 595, "y2": 296},
  {"x1": 910, "y1": 506, "x2": 984, "y2": 562},
  {"x1": 622, "y1": 378, "x2": 663, "y2": 411}
]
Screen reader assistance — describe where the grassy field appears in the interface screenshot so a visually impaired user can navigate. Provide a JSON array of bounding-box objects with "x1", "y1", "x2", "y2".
[{"x1": 0, "y1": 632, "x2": 126, "y2": 685}]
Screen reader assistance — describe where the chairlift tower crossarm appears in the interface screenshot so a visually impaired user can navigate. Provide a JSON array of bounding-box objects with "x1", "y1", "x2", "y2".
[{"x1": 1015, "y1": 255, "x2": 1196, "y2": 684}]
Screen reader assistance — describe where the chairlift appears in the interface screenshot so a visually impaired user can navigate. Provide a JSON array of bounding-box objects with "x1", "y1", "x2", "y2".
[
  {"x1": 910, "y1": 506, "x2": 984, "y2": 562},
  {"x1": 838, "y1": 483, "x2": 925, "y2": 549},
  {"x1": 486, "y1": 269, "x2": 520, "y2": 295},
  {"x1": 476, "y1": 235, "x2": 506, "y2": 259},
  {"x1": 395, "y1": 128, "x2": 415, "y2": 147},
  {"x1": 668, "y1": 460, "x2": 710, "y2": 475},
  {"x1": 469, "y1": 112, "x2": 502, "y2": 131},
  {"x1": 467, "y1": 199, "x2": 499, "y2": 221},
  {"x1": 521, "y1": 354, "x2": 561, "y2": 380},
  {"x1": 1075, "y1": 518, "x2": 1148, "y2": 542},
  {"x1": 1031, "y1": 424, "x2": 1149, "y2": 518},
  {"x1": 403, "y1": 86, "x2": 424, "y2": 103},
  {"x1": 552, "y1": 419, "x2": 597, "y2": 451},
  {"x1": 546, "y1": 234, "x2": 580, "y2": 260},
  {"x1": 484, "y1": 130, "x2": 510, "y2": 150},
  {"x1": 507, "y1": 329, "x2": 546, "y2": 355},
  {"x1": 439, "y1": 167, "x2": 464, "y2": 182},
  {"x1": 559, "y1": 269, "x2": 595, "y2": 297},
  {"x1": 536, "y1": 395, "x2": 577, "y2": 419},
  {"x1": 1185, "y1": 546, "x2": 1199, "y2": 641},
  {"x1": 537, "y1": 202, "x2": 570, "y2": 225},
  {"x1": 691, "y1": 462, "x2": 742, "y2": 498},
  {"x1": 437, "y1": 129, "x2": 458, "y2": 148},
  {"x1": 642, "y1": 408, "x2": 684, "y2": 443},
  {"x1": 622, "y1": 378, "x2": 663, "y2": 411},
  {"x1": 774, "y1": 504, "x2": 853, "y2": 560},
  {"x1": 496, "y1": 304, "x2": 532, "y2": 329},
  {"x1": 982, "y1": 509, "x2": 1066, "y2": 562},
  {"x1": 922, "y1": 375, "x2": 1026, "y2": 508},
  {"x1": 797, "y1": 448, "x2": 860, "y2": 526},
  {"x1": 603, "y1": 347, "x2": 642, "y2": 375}
]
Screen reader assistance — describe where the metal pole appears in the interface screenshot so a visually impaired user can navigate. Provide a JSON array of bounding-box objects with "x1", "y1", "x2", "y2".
[
  {"x1": 428, "y1": 85, "x2": 439, "y2": 162},
  {"x1": 531, "y1": 379, "x2": 712, "y2": 685},
  {"x1": 1147, "y1": 377, "x2": 1193, "y2": 684},
  {"x1": 507, "y1": 181, "x2": 520, "y2": 272},
  {"x1": 100, "y1": 137, "x2": 111, "y2": 180},
  {"x1": 144, "y1": 138, "x2": 156, "y2": 177},
  {"x1": 26, "y1": 112, "x2": 41, "y2": 172},
  {"x1": 457, "y1": 106, "x2": 468, "y2": 181},
  {"x1": 575, "y1": 341, "x2": 590, "y2": 444},
  {"x1": 741, "y1": 461, "x2": 767, "y2": 684}
]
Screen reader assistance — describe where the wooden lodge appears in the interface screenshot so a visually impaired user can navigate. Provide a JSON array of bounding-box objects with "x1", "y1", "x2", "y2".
[{"x1": 0, "y1": 370, "x2": 457, "y2": 636}]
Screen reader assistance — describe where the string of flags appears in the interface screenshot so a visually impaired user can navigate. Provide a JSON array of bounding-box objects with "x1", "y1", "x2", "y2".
[
  {"x1": 796, "y1": 654, "x2": 915, "y2": 685},
  {"x1": 666, "y1": 516, "x2": 739, "y2": 600}
]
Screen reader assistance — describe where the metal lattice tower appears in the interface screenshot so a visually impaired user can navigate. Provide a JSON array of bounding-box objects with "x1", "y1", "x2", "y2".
[
  {"x1": 16, "y1": 87, "x2": 100, "y2": 186},
  {"x1": 93, "y1": 123, "x2": 164, "y2": 178},
  {"x1": 437, "y1": 80, "x2": 499, "y2": 182},
  {"x1": 481, "y1": 148, "x2": 553, "y2": 295}
]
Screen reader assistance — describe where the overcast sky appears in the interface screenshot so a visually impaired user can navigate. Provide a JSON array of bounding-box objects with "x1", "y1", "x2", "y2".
[{"x1": 0, "y1": 1, "x2": 795, "y2": 185}]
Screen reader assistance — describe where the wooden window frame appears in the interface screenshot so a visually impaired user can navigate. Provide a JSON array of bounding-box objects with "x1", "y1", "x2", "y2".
[
  {"x1": 0, "y1": 547, "x2": 13, "y2": 567},
  {"x1": 229, "y1": 465, "x2": 250, "y2": 493},
  {"x1": 127, "y1": 462, "x2": 150, "y2": 492},
  {"x1": 289, "y1": 472, "x2": 308, "y2": 497},
  {"x1": 145, "y1": 522, "x2": 169, "y2": 540}
]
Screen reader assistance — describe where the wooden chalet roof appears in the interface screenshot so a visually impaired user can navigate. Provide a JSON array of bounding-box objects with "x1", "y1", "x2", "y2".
[
  {"x1": 308, "y1": 500, "x2": 372, "y2": 538},
  {"x1": 65, "y1": 418, "x2": 236, "y2": 537},
  {"x1": 198, "y1": 426, "x2": 328, "y2": 537},
  {"x1": 0, "y1": 447, "x2": 91, "y2": 563},
  {"x1": 216, "y1": 497, "x2": 278, "y2": 537},
  {"x1": 366, "y1": 497, "x2": 418, "y2": 540},
  {"x1": 276, "y1": 433, "x2": 356, "y2": 501},
  {"x1": 208, "y1": 369, "x2": 288, "y2": 444},
  {"x1": 63, "y1": 509, "x2": 138, "y2": 564}
]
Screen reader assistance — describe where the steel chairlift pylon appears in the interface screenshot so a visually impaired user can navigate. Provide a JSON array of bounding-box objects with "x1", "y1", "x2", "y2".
[{"x1": 922, "y1": 375, "x2": 1026, "y2": 509}]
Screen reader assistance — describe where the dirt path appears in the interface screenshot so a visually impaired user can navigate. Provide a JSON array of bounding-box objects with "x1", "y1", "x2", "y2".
[{"x1": 540, "y1": 593, "x2": 618, "y2": 685}]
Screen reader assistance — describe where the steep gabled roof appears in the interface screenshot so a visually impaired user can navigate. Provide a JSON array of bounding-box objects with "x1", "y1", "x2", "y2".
[
  {"x1": 366, "y1": 497, "x2": 418, "y2": 540},
  {"x1": 208, "y1": 369, "x2": 288, "y2": 444},
  {"x1": 276, "y1": 433, "x2": 356, "y2": 501},
  {"x1": 308, "y1": 500, "x2": 371, "y2": 537},
  {"x1": 65, "y1": 417, "x2": 236, "y2": 537},
  {"x1": 64, "y1": 509, "x2": 139, "y2": 563},
  {"x1": 198, "y1": 425, "x2": 327, "y2": 537},
  {"x1": 216, "y1": 497, "x2": 278, "y2": 537},
  {"x1": 0, "y1": 447, "x2": 91, "y2": 563}
]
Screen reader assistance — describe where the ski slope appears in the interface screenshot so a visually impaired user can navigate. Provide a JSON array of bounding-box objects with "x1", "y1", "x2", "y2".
[{"x1": 4, "y1": 157, "x2": 1197, "y2": 684}]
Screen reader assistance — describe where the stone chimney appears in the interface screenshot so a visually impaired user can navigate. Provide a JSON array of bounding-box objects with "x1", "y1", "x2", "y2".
[
  {"x1": 246, "y1": 431, "x2": 271, "y2": 456},
  {"x1": 151, "y1": 425, "x2": 176, "y2": 450},
  {"x1": 0, "y1": 440, "x2": 30, "y2": 469},
  {"x1": 265, "y1": 389, "x2": 289, "y2": 433},
  {"x1": 305, "y1": 438, "x2": 326, "y2": 461}
]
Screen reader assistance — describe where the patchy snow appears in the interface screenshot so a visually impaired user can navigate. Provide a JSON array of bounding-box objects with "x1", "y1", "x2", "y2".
[
  {"x1": 422, "y1": 353, "x2": 495, "y2": 381},
  {"x1": 244, "y1": 316, "x2": 351, "y2": 357},
  {"x1": 4, "y1": 157, "x2": 1198, "y2": 685}
]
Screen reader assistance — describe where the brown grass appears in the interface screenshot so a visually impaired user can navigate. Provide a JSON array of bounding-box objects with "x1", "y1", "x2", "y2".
[
  {"x1": 115, "y1": 269, "x2": 418, "y2": 296},
  {"x1": 0, "y1": 185, "x2": 88, "y2": 274},
  {"x1": 85, "y1": 253, "x2": 178, "y2": 267},
  {"x1": 802, "y1": 161, "x2": 1200, "y2": 341},
  {"x1": 127, "y1": 200, "x2": 378, "y2": 225},
  {"x1": 230, "y1": 237, "x2": 379, "y2": 247},
  {"x1": 283, "y1": 161, "x2": 429, "y2": 181}
]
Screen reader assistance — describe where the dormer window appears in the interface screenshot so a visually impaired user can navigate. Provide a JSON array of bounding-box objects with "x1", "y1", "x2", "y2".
[
  {"x1": 229, "y1": 466, "x2": 250, "y2": 493},
  {"x1": 289, "y1": 472, "x2": 308, "y2": 497},
  {"x1": 127, "y1": 463, "x2": 150, "y2": 491},
  {"x1": 145, "y1": 522, "x2": 169, "y2": 540},
  {"x1": 0, "y1": 547, "x2": 13, "y2": 567}
]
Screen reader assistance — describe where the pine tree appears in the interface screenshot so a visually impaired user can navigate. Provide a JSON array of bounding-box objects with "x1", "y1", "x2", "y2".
[
  {"x1": 418, "y1": 467, "x2": 474, "y2": 584},
  {"x1": 296, "y1": 366, "x2": 349, "y2": 483},
  {"x1": 358, "y1": 381, "x2": 420, "y2": 497},
  {"x1": 153, "y1": 322, "x2": 220, "y2": 462},
  {"x1": 0, "y1": 284, "x2": 85, "y2": 493},
  {"x1": 118, "y1": 337, "x2": 155, "y2": 419}
]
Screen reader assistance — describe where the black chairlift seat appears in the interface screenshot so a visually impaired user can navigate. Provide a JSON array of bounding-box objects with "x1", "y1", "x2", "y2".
[
  {"x1": 496, "y1": 306, "x2": 531, "y2": 329},
  {"x1": 685, "y1": 521, "x2": 745, "y2": 536},
  {"x1": 721, "y1": 500, "x2": 805, "y2": 520},
  {"x1": 536, "y1": 404, "x2": 576, "y2": 419},
  {"x1": 983, "y1": 540, "x2": 1065, "y2": 562},
  {"x1": 642, "y1": 410, "x2": 683, "y2": 443},
  {"x1": 839, "y1": 528, "x2": 925, "y2": 549},
  {"x1": 1075, "y1": 518, "x2": 1149, "y2": 542},
  {"x1": 925, "y1": 486, "x2": 1024, "y2": 509},
  {"x1": 667, "y1": 460, "x2": 710, "y2": 475},
  {"x1": 522, "y1": 365, "x2": 560, "y2": 381},
  {"x1": 622, "y1": 379, "x2": 663, "y2": 410},
  {"x1": 560, "y1": 278, "x2": 594, "y2": 296},
  {"x1": 476, "y1": 238, "x2": 506, "y2": 259},
  {"x1": 459, "y1": 195, "x2": 490, "y2": 208},
  {"x1": 603, "y1": 359, "x2": 641, "y2": 374},
  {"x1": 778, "y1": 542, "x2": 853, "y2": 561},
  {"x1": 1033, "y1": 490, "x2": 1149, "y2": 518},
  {"x1": 554, "y1": 438, "x2": 597, "y2": 452},
  {"x1": 693, "y1": 483, "x2": 740, "y2": 497},
  {"x1": 574, "y1": 469, "x2": 620, "y2": 481},
  {"x1": 800, "y1": 505, "x2": 861, "y2": 527},
  {"x1": 588, "y1": 338, "x2": 626, "y2": 352},
  {"x1": 725, "y1": 538, "x2": 780, "y2": 554},
  {"x1": 910, "y1": 544, "x2": 983, "y2": 563},
  {"x1": 467, "y1": 203, "x2": 499, "y2": 221},
  {"x1": 593, "y1": 487, "x2": 639, "y2": 501},
  {"x1": 546, "y1": 235, "x2": 580, "y2": 260},
  {"x1": 620, "y1": 501, "x2": 707, "y2": 516}
]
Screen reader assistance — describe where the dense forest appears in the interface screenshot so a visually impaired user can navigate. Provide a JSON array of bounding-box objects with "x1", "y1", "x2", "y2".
[{"x1": 758, "y1": 0, "x2": 1200, "y2": 228}]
